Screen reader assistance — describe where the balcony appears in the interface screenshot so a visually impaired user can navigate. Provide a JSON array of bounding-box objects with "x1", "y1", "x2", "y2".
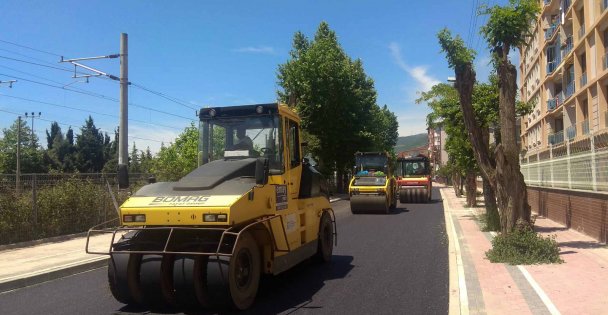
[
  {"x1": 545, "y1": 21, "x2": 559, "y2": 40},
  {"x1": 548, "y1": 131, "x2": 564, "y2": 145},
  {"x1": 547, "y1": 60, "x2": 557, "y2": 74},
  {"x1": 566, "y1": 125, "x2": 576, "y2": 140},
  {"x1": 555, "y1": 91, "x2": 564, "y2": 107},
  {"x1": 547, "y1": 99, "x2": 557, "y2": 112},
  {"x1": 580, "y1": 72, "x2": 587, "y2": 87},
  {"x1": 578, "y1": 25, "x2": 585, "y2": 40},
  {"x1": 561, "y1": 36, "x2": 573, "y2": 58},
  {"x1": 565, "y1": 81, "x2": 575, "y2": 98},
  {"x1": 581, "y1": 119, "x2": 590, "y2": 135}
]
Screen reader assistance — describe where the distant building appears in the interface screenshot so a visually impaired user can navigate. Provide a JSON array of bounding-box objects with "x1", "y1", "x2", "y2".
[
  {"x1": 397, "y1": 145, "x2": 428, "y2": 158},
  {"x1": 427, "y1": 125, "x2": 448, "y2": 172}
]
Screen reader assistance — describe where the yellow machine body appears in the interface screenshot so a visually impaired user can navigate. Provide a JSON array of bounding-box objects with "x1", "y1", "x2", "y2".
[
  {"x1": 87, "y1": 103, "x2": 336, "y2": 310},
  {"x1": 348, "y1": 152, "x2": 397, "y2": 214}
]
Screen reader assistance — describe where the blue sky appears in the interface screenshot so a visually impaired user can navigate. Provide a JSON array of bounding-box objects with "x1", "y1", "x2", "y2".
[{"x1": 0, "y1": 0, "x2": 504, "y2": 153}]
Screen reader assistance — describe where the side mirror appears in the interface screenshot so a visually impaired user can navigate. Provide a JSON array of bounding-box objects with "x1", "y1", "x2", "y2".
[
  {"x1": 255, "y1": 157, "x2": 269, "y2": 185},
  {"x1": 117, "y1": 164, "x2": 129, "y2": 189}
]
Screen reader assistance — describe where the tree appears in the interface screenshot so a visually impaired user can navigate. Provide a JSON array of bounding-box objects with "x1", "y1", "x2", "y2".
[
  {"x1": 0, "y1": 118, "x2": 45, "y2": 174},
  {"x1": 277, "y1": 22, "x2": 396, "y2": 191},
  {"x1": 419, "y1": 83, "x2": 478, "y2": 205},
  {"x1": 479, "y1": 0, "x2": 540, "y2": 232},
  {"x1": 437, "y1": 0, "x2": 539, "y2": 234},
  {"x1": 75, "y1": 116, "x2": 107, "y2": 172},
  {"x1": 152, "y1": 123, "x2": 199, "y2": 181}
]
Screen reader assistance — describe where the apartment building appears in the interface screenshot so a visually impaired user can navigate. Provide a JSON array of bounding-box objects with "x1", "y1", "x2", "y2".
[
  {"x1": 427, "y1": 125, "x2": 448, "y2": 172},
  {"x1": 519, "y1": 0, "x2": 608, "y2": 243},
  {"x1": 520, "y1": 0, "x2": 608, "y2": 153}
]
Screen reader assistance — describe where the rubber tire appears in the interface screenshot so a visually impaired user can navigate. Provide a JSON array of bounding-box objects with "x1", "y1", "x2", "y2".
[
  {"x1": 172, "y1": 256, "x2": 196, "y2": 308},
  {"x1": 315, "y1": 212, "x2": 334, "y2": 262},
  {"x1": 399, "y1": 190, "x2": 407, "y2": 203},
  {"x1": 108, "y1": 253, "x2": 135, "y2": 305},
  {"x1": 138, "y1": 254, "x2": 175, "y2": 309},
  {"x1": 228, "y1": 231, "x2": 261, "y2": 310}
]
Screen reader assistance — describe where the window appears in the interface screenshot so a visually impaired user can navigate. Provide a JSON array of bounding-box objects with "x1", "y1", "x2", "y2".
[{"x1": 286, "y1": 119, "x2": 300, "y2": 168}]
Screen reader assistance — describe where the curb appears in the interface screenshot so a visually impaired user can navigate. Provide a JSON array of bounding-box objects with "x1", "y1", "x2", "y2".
[
  {"x1": 0, "y1": 256, "x2": 108, "y2": 293},
  {"x1": 0, "y1": 232, "x2": 88, "y2": 252},
  {"x1": 440, "y1": 188, "x2": 468, "y2": 315}
]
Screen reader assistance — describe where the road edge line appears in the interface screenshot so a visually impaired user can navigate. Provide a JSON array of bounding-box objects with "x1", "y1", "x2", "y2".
[
  {"x1": 0, "y1": 256, "x2": 108, "y2": 293},
  {"x1": 440, "y1": 188, "x2": 468, "y2": 315}
]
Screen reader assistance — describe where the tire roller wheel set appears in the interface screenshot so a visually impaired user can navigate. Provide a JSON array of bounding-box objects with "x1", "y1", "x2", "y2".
[
  {"x1": 108, "y1": 231, "x2": 261, "y2": 310},
  {"x1": 399, "y1": 188, "x2": 428, "y2": 204}
]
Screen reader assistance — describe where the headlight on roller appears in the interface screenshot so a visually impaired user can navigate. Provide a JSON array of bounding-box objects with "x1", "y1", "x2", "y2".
[{"x1": 203, "y1": 213, "x2": 228, "y2": 222}]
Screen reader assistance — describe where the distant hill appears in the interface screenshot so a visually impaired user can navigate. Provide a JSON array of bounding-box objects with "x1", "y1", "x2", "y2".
[{"x1": 394, "y1": 133, "x2": 428, "y2": 153}]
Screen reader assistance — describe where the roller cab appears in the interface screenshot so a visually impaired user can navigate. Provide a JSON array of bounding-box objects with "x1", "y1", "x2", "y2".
[
  {"x1": 396, "y1": 154, "x2": 432, "y2": 203},
  {"x1": 86, "y1": 103, "x2": 336, "y2": 311},
  {"x1": 348, "y1": 152, "x2": 397, "y2": 214}
]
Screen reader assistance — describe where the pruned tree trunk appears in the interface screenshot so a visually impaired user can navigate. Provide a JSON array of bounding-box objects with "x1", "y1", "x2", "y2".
[
  {"x1": 452, "y1": 172, "x2": 461, "y2": 197},
  {"x1": 453, "y1": 64, "x2": 497, "y2": 192},
  {"x1": 483, "y1": 177, "x2": 500, "y2": 231},
  {"x1": 465, "y1": 171, "x2": 477, "y2": 207},
  {"x1": 481, "y1": 127, "x2": 500, "y2": 231},
  {"x1": 495, "y1": 49, "x2": 531, "y2": 233}
]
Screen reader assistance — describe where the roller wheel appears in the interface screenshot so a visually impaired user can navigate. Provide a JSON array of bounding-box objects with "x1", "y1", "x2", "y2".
[
  {"x1": 108, "y1": 253, "x2": 138, "y2": 305},
  {"x1": 138, "y1": 254, "x2": 176, "y2": 309},
  {"x1": 229, "y1": 231, "x2": 261, "y2": 310},
  {"x1": 315, "y1": 212, "x2": 334, "y2": 262},
  {"x1": 206, "y1": 231, "x2": 261, "y2": 310},
  {"x1": 173, "y1": 255, "x2": 211, "y2": 308},
  {"x1": 389, "y1": 191, "x2": 397, "y2": 210},
  {"x1": 399, "y1": 191, "x2": 407, "y2": 203}
]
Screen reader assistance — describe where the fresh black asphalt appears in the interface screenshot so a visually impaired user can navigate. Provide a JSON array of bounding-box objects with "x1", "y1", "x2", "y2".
[{"x1": 0, "y1": 188, "x2": 448, "y2": 315}]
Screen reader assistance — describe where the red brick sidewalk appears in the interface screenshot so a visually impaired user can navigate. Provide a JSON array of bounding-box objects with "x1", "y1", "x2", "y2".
[{"x1": 440, "y1": 185, "x2": 608, "y2": 315}]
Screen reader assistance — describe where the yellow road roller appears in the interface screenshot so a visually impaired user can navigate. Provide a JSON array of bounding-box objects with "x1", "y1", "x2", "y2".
[
  {"x1": 396, "y1": 154, "x2": 432, "y2": 203},
  {"x1": 86, "y1": 103, "x2": 336, "y2": 310},
  {"x1": 348, "y1": 152, "x2": 397, "y2": 214}
]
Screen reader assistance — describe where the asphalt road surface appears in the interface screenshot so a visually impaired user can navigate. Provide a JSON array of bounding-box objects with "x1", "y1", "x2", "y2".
[{"x1": 0, "y1": 188, "x2": 448, "y2": 315}]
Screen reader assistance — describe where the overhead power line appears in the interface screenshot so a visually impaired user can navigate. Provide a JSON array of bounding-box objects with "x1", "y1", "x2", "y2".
[
  {"x1": 0, "y1": 39, "x2": 62, "y2": 57},
  {"x1": 0, "y1": 94, "x2": 184, "y2": 130},
  {"x1": 0, "y1": 73, "x2": 194, "y2": 120},
  {"x1": 130, "y1": 82, "x2": 198, "y2": 111},
  {"x1": 0, "y1": 108, "x2": 169, "y2": 143}
]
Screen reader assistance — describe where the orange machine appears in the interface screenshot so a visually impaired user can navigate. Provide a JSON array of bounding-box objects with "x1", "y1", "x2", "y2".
[{"x1": 396, "y1": 154, "x2": 432, "y2": 203}]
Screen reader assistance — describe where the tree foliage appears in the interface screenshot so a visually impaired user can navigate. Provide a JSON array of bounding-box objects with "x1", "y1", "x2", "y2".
[
  {"x1": 0, "y1": 119, "x2": 45, "y2": 174},
  {"x1": 151, "y1": 123, "x2": 199, "y2": 181},
  {"x1": 277, "y1": 22, "x2": 398, "y2": 181}
]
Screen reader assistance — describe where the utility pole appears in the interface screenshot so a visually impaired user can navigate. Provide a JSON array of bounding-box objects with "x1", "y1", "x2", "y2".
[
  {"x1": 60, "y1": 33, "x2": 129, "y2": 188},
  {"x1": 16, "y1": 116, "x2": 21, "y2": 194},
  {"x1": 118, "y1": 33, "x2": 129, "y2": 188},
  {"x1": 24, "y1": 112, "x2": 41, "y2": 147}
]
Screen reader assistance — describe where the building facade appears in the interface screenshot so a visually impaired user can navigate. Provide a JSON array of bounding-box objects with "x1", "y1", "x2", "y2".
[
  {"x1": 427, "y1": 126, "x2": 448, "y2": 172},
  {"x1": 520, "y1": 0, "x2": 608, "y2": 154},
  {"x1": 519, "y1": 0, "x2": 608, "y2": 242}
]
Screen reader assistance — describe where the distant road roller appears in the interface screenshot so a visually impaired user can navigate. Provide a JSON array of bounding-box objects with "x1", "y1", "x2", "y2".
[
  {"x1": 396, "y1": 154, "x2": 432, "y2": 203},
  {"x1": 86, "y1": 103, "x2": 336, "y2": 310},
  {"x1": 348, "y1": 152, "x2": 397, "y2": 214}
]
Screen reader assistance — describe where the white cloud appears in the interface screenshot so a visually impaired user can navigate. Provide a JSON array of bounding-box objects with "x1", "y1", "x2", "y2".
[
  {"x1": 389, "y1": 42, "x2": 440, "y2": 93},
  {"x1": 232, "y1": 46, "x2": 276, "y2": 54}
]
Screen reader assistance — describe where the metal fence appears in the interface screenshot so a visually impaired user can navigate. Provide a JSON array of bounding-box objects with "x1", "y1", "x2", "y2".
[
  {"x1": 0, "y1": 173, "x2": 151, "y2": 245},
  {"x1": 521, "y1": 131, "x2": 608, "y2": 192}
]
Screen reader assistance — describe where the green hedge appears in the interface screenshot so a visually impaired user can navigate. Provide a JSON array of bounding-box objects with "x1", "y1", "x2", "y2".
[{"x1": 0, "y1": 178, "x2": 118, "y2": 245}]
